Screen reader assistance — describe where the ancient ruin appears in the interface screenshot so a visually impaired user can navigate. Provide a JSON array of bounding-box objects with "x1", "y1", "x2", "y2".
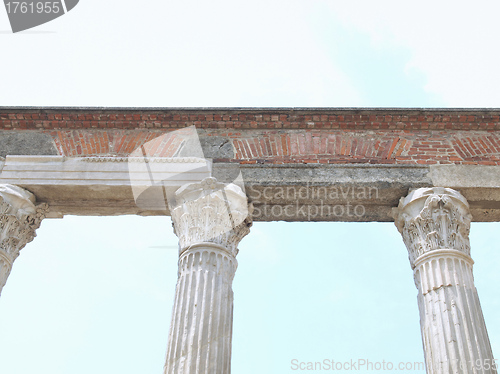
[{"x1": 1, "y1": 107, "x2": 499, "y2": 373}]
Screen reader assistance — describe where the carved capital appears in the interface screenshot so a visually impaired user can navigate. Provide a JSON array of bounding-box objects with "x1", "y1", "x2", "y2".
[
  {"x1": 0, "y1": 185, "x2": 48, "y2": 269},
  {"x1": 170, "y1": 177, "x2": 252, "y2": 257},
  {"x1": 392, "y1": 187, "x2": 471, "y2": 267}
]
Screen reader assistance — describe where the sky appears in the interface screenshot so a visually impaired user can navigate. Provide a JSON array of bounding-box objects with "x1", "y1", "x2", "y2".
[{"x1": 1, "y1": 1, "x2": 500, "y2": 373}]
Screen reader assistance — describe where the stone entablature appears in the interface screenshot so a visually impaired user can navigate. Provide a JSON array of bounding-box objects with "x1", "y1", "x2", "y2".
[{"x1": 1, "y1": 155, "x2": 500, "y2": 222}]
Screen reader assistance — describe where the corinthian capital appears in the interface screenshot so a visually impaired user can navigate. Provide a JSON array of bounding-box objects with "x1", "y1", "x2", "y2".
[
  {"x1": 0, "y1": 184, "x2": 49, "y2": 294},
  {"x1": 392, "y1": 187, "x2": 471, "y2": 267},
  {"x1": 170, "y1": 177, "x2": 252, "y2": 257}
]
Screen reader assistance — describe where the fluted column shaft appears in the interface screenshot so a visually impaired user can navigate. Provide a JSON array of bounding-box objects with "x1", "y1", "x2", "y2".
[
  {"x1": 394, "y1": 187, "x2": 496, "y2": 374},
  {"x1": 164, "y1": 178, "x2": 252, "y2": 374},
  {"x1": 0, "y1": 184, "x2": 48, "y2": 296},
  {"x1": 165, "y1": 244, "x2": 237, "y2": 373}
]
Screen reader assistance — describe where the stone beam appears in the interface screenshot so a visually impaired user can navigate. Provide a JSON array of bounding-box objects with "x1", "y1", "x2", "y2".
[{"x1": 1, "y1": 156, "x2": 500, "y2": 222}]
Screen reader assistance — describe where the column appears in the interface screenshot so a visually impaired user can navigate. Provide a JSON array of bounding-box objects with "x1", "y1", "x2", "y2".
[
  {"x1": 164, "y1": 177, "x2": 252, "y2": 374},
  {"x1": 393, "y1": 187, "x2": 496, "y2": 374},
  {"x1": 0, "y1": 184, "x2": 48, "y2": 296}
]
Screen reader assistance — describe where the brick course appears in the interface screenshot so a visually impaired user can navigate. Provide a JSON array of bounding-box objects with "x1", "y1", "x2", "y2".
[{"x1": 2, "y1": 108, "x2": 500, "y2": 165}]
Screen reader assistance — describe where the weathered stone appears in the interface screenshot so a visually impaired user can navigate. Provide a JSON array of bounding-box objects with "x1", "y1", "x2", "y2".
[
  {"x1": 164, "y1": 177, "x2": 252, "y2": 374},
  {"x1": 0, "y1": 184, "x2": 48, "y2": 296},
  {"x1": 198, "y1": 135, "x2": 234, "y2": 159},
  {"x1": 0, "y1": 132, "x2": 58, "y2": 158},
  {"x1": 3, "y1": 156, "x2": 500, "y2": 221}
]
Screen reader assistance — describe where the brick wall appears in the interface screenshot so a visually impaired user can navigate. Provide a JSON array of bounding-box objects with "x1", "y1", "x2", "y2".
[{"x1": 1, "y1": 108, "x2": 500, "y2": 165}]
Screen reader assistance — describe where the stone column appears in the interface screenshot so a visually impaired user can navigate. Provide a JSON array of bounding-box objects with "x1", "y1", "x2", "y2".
[
  {"x1": 0, "y1": 184, "x2": 48, "y2": 297},
  {"x1": 164, "y1": 177, "x2": 252, "y2": 374},
  {"x1": 394, "y1": 187, "x2": 496, "y2": 374}
]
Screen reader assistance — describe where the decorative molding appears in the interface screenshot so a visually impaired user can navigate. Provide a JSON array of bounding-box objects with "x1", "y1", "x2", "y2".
[
  {"x1": 84, "y1": 156, "x2": 208, "y2": 163},
  {"x1": 393, "y1": 187, "x2": 472, "y2": 267},
  {"x1": 170, "y1": 177, "x2": 252, "y2": 257}
]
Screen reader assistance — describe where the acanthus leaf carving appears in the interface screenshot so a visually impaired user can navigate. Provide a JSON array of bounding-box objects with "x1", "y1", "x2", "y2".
[
  {"x1": 394, "y1": 188, "x2": 496, "y2": 373},
  {"x1": 0, "y1": 185, "x2": 49, "y2": 295},
  {"x1": 170, "y1": 177, "x2": 252, "y2": 257},
  {"x1": 393, "y1": 187, "x2": 472, "y2": 267}
]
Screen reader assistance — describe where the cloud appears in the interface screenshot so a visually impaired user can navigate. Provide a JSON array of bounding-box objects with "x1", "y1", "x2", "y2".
[
  {"x1": 0, "y1": 0, "x2": 360, "y2": 107},
  {"x1": 328, "y1": 0, "x2": 500, "y2": 107}
]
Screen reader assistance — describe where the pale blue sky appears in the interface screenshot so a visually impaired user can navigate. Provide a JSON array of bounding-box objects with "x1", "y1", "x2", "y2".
[{"x1": 1, "y1": 1, "x2": 500, "y2": 373}]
